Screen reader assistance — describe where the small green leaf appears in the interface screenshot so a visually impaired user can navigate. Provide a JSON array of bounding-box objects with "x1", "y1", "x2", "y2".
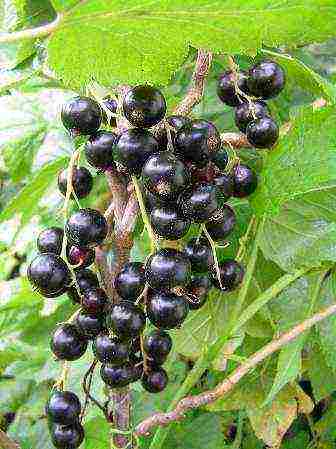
[{"x1": 307, "y1": 340, "x2": 336, "y2": 402}]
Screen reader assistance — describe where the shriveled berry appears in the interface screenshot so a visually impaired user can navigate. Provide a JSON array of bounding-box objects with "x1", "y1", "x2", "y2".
[
  {"x1": 185, "y1": 274, "x2": 211, "y2": 310},
  {"x1": 179, "y1": 183, "x2": 218, "y2": 223},
  {"x1": 46, "y1": 390, "x2": 81, "y2": 425},
  {"x1": 115, "y1": 262, "x2": 145, "y2": 301},
  {"x1": 75, "y1": 269, "x2": 99, "y2": 293},
  {"x1": 146, "y1": 290, "x2": 189, "y2": 329},
  {"x1": 76, "y1": 310, "x2": 105, "y2": 339},
  {"x1": 82, "y1": 287, "x2": 108, "y2": 315},
  {"x1": 184, "y1": 238, "x2": 213, "y2": 273},
  {"x1": 58, "y1": 166, "x2": 93, "y2": 199},
  {"x1": 107, "y1": 301, "x2": 146, "y2": 339},
  {"x1": 214, "y1": 173, "x2": 234, "y2": 202},
  {"x1": 123, "y1": 85, "x2": 166, "y2": 128},
  {"x1": 37, "y1": 227, "x2": 63, "y2": 255},
  {"x1": 150, "y1": 205, "x2": 190, "y2": 240},
  {"x1": 100, "y1": 363, "x2": 135, "y2": 388},
  {"x1": 67, "y1": 245, "x2": 95, "y2": 268},
  {"x1": 232, "y1": 164, "x2": 258, "y2": 198},
  {"x1": 247, "y1": 60, "x2": 285, "y2": 99},
  {"x1": 143, "y1": 330, "x2": 172, "y2": 361},
  {"x1": 93, "y1": 334, "x2": 129, "y2": 365},
  {"x1": 142, "y1": 367, "x2": 168, "y2": 393},
  {"x1": 51, "y1": 324, "x2": 88, "y2": 361},
  {"x1": 65, "y1": 208, "x2": 108, "y2": 248},
  {"x1": 85, "y1": 130, "x2": 117, "y2": 170},
  {"x1": 205, "y1": 205, "x2": 236, "y2": 241},
  {"x1": 246, "y1": 117, "x2": 279, "y2": 148},
  {"x1": 61, "y1": 96, "x2": 102, "y2": 136},
  {"x1": 234, "y1": 100, "x2": 269, "y2": 133},
  {"x1": 50, "y1": 422, "x2": 84, "y2": 449},
  {"x1": 212, "y1": 260, "x2": 245, "y2": 292},
  {"x1": 217, "y1": 71, "x2": 249, "y2": 107}
]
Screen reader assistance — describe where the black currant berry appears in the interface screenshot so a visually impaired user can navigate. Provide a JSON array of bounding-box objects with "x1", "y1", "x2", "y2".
[
  {"x1": 142, "y1": 152, "x2": 190, "y2": 201},
  {"x1": 66, "y1": 286, "x2": 81, "y2": 304},
  {"x1": 179, "y1": 183, "x2": 218, "y2": 223},
  {"x1": 212, "y1": 260, "x2": 245, "y2": 292},
  {"x1": 50, "y1": 422, "x2": 84, "y2": 449},
  {"x1": 51, "y1": 324, "x2": 88, "y2": 361},
  {"x1": 100, "y1": 363, "x2": 135, "y2": 388},
  {"x1": 102, "y1": 97, "x2": 118, "y2": 127},
  {"x1": 143, "y1": 330, "x2": 172, "y2": 361},
  {"x1": 205, "y1": 205, "x2": 236, "y2": 241},
  {"x1": 58, "y1": 166, "x2": 93, "y2": 200},
  {"x1": 247, "y1": 60, "x2": 286, "y2": 99},
  {"x1": 107, "y1": 301, "x2": 146, "y2": 339},
  {"x1": 37, "y1": 227, "x2": 64, "y2": 255},
  {"x1": 246, "y1": 117, "x2": 279, "y2": 148},
  {"x1": 154, "y1": 115, "x2": 192, "y2": 148},
  {"x1": 113, "y1": 128, "x2": 159, "y2": 176},
  {"x1": 75, "y1": 269, "x2": 100, "y2": 293},
  {"x1": 81, "y1": 287, "x2": 108, "y2": 315},
  {"x1": 214, "y1": 173, "x2": 235, "y2": 202},
  {"x1": 65, "y1": 208, "x2": 108, "y2": 248},
  {"x1": 76, "y1": 310, "x2": 105, "y2": 339},
  {"x1": 234, "y1": 100, "x2": 269, "y2": 133},
  {"x1": 144, "y1": 187, "x2": 171, "y2": 212},
  {"x1": 67, "y1": 245, "x2": 95, "y2": 269},
  {"x1": 217, "y1": 71, "x2": 249, "y2": 107},
  {"x1": 28, "y1": 253, "x2": 72, "y2": 297},
  {"x1": 184, "y1": 238, "x2": 214, "y2": 273},
  {"x1": 46, "y1": 390, "x2": 81, "y2": 425},
  {"x1": 150, "y1": 206, "x2": 190, "y2": 240},
  {"x1": 61, "y1": 96, "x2": 102, "y2": 136},
  {"x1": 84, "y1": 130, "x2": 117, "y2": 170},
  {"x1": 146, "y1": 290, "x2": 189, "y2": 329},
  {"x1": 232, "y1": 164, "x2": 258, "y2": 198},
  {"x1": 123, "y1": 85, "x2": 166, "y2": 128},
  {"x1": 145, "y1": 248, "x2": 191, "y2": 291},
  {"x1": 115, "y1": 262, "x2": 145, "y2": 301},
  {"x1": 211, "y1": 150, "x2": 229, "y2": 171},
  {"x1": 141, "y1": 367, "x2": 168, "y2": 393},
  {"x1": 185, "y1": 274, "x2": 211, "y2": 310},
  {"x1": 93, "y1": 333, "x2": 129, "y2": 365}
]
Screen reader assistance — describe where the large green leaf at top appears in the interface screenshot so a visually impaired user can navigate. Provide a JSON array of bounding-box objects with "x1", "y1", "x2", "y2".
[{"x1": 47, "y1": 0, "x2": 336, "y2": 89}]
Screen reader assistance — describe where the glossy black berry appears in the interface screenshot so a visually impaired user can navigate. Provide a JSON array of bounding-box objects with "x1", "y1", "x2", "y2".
[
  {"x1": 107, "y1": 301, "x2": 146, "y2": 339},
  {"x1": 145, "y1": 248, "x2": 191, "y2": 291},
  {"x1": 65, "y1": 208, "x2": 108, "y2": 248},
  {"x1": 100, "y1": 363, "x2": 135, "y2": 388},
  {"x1": 67, "y1": 245, "x2": 95, "y2": 268},
  {"x1": 93, "y1": 333, "x2": 129, "y2": 365},
  {"x1": 82, "y1": 287, "x2": 108, "y2": 315},
  {"x1": 115, "y1": 262, "x2": 145, "y2": 301},
  {"x1": 214, "y1": 173, "x2": 235, "y2": 202},
  {"x1": 102, "y1": 97, "x2": 118, "y2": 127},
  {"x1": 246, "y1": 117, "x2": 279, "y2": 148},
  {"x1": 66, "y1": 286, "x2": 81, "y2": 304},
  {"x1": 85, "y1": 130, "x2": 117, "y2": 170},
  {"x1": 179, "y1": 183, "x2": 218, "y2": 223},
  {"x1": 185, "y1": 274, "x2": 211, "y2": 310},
  {"x1": 114, "y1": 128, "x2": 159, "y2": 176},
  {"x1": 212, "y1": 260, "x2": 245, "y2": 292},
  {"x1": 37, "y1": 227, "x2": 64, "y2": 255},
  {"x1": 28, "y1": 253, "x2": 72, "y2": 297},
  {"x1": 46, "y1": 390, "x2": 81, "y2": 425},
  {"x1": 211, "y1": 150, "x2": 229, "y2": 171},
  {"x1": 58, "y1": 166, "x2": 93, "y2": 200},
  {"x1": 247, "y1": 60, "x2": 286, "y2": 99},
  {"x1": 146, "y1": 290, "x2": 189, "y2": 329},
  {"x1": 143, "y1": 330, "x2": 172, "y2": 361},
  {"x1": 51, "y1": 324, "x2": 88, "y2": 361},
  {"x1": 75, "y1": 269, "x2": 100, "y2": 293},
  {"x1": 61, "y1": 96, "x2": 102, "y2": 136},
  {"x1": 142, "y1": 367, "x2": 168, "y2": 393},
  {"x1": 205, "y1": 205, "x2": 236, "y2": 241},
  {"x1": 234, "y1": 100, "x2": 270, "y2": 133},
  {"x1": 50, "y1": 423, "x2": 84, "y2": 449},
  {"x1": 150, "y1": 206, "x2": 190, "y2": 240},
  {"x1": 123, "y1": 85, "x2": 166, "y2": 128},
  {"x1": 144, "y1": 187, "x2": 171, "y2": 212},
  {"x1": 217, "y1": 71, "x2": 249, "y2": 107},
  {"x1": 76, "y1": 310, "x2": 105, "y2": 339},
  {"x1": 184, "y1": 238, "x2": 214, "y2": 273},
  {"x1": 142, "y1": 152, "x2": 190, "y2": 201},
  {"x1": 154, "y1": 115, "x2": 192, "y2": 148},
  {"x1": 232, "y1": 164, "x2": 258, "y2": 198}
]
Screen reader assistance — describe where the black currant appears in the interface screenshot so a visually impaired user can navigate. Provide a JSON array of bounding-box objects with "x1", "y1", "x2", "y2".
[
  {"x1": 155, "y1": 115, "x2": 192, "y2": 148},
  {"x1": 123, "y1": 85, "x2": 166, "y2": 128},
  {"x1": 81, "y1": 287, "x2": 108, "y2": 315},
  {"x1": 141, "y1": 367, "x2": 168, "y2": 393},
  {"x1": 184, "y1": 238, "x2": 214, "y2": 273},
  {"x1": 76, "y1": 310, "x2": 106, "y2": 339},
  {"x1": 67, "y1": 245, "x2": 95, "y2": 268},
  {"x1": 107, "y1": 301, "x2": 146, "y2": 339},
  {"x1": 246, "y1": 117, "x2": 279, "y2": 148},
  {"x1": 150, "y1": 205, "x2": 190, "y2": 240},
  {"x1": 84, "y1": 130, "x2": 117, "y2": 170},
  {"x1": 142, "y1": 151, "x2": 190, "y2": 201},
  {"x1": 232, "y1": 164, "x2": 258, "y2": 198},
  {"x1": 214, "y1": 173, "x2": 234, "y2": 202},
  {"x1": 93, "y1": 333, "x2": 129, "y2": 365},
  {"x1": 145, "y1": 248, "x2": 191, "y2": 291},
  {"x1": 247, "y1": 60, "x2": 286, "y2": 99},
  {"x1": 46, "y1": 390, "x2": 81, "y2": 425},
  {"x1": 144, "y1": 187, "x2": 172, "y2": 212},
  {"x1": 100, "y1": 363, "x2": 135, "y2": 388},
  {"x1": 58, "y1": 166, "x2": 93, "y2": 200},
  {"x1": 50, "y1": 423, "x2": 84, "y2": 449},
  {"x1": 61, "y1": 96, "x2": 102, "y2": 136},
  {"x1": 217, "y1": 71, "x2": 249, "y2": 107},
  {"x1": 185, "y1": 274, "x2": 211, "y2": 310},
  {"x1": 113, "y1": 128, "x2": 159, "y2": 176},
  {"x1": 179, "y1": 183, "x2": 218, "y2": 223},
  {"x1": 102, "y1": 97, "x2": 118, "y2": 127},
  {"x1": 211, "y1": 150, "x2": 229, "y2": 171},
  {"x1": 234, "y1": 100, "x2": 270, "y2": 133},
  {"x1": 114, "y1": 262, "x2": 145, "y2": 301},
  {"x1": 65, "y1": 208, "x2": 108, "y2": 248},
  {"x1": 212, "y1": 260, "x2": 245, "y2": 292},
  {"x1": 37, "y1": 227, "x2": 64, "y2": 255},
  {"x1": 205, "y1": 205, "x2": 236, "y2": 241},
  {"x1": 75, "y1": 269, "x2": 100, "y2": 293},
  {"x1": 146, "y1": 290, "x2": 189, "y2": 329},
  {"x1": 143, "y1": 330, "x2": 172, "y2": 361},
  {"x1": 51, "y1": 324, "x2": 88, "y2": 361}
]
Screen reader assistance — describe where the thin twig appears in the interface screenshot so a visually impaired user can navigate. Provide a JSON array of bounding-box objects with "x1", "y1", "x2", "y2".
[
  {"x1": 82, "y1": 360, "x2": 111, "y2": 422},
  {"x1": 221, "y1": 132, "x2": 252, "y2": 149},
  {"x1": 105, "y1": 168, "x2": 128, "y2": 225},
  {"x1": 0, "y1": 15, "x2": 61, "y2": 44}
]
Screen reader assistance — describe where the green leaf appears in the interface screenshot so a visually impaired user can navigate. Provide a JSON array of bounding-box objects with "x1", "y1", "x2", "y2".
[
  {"x1": 48, "y1": 1, "x2": 336, "y2": 89},
  {"x1": 307, "y1": 339, "x2": 336, "y2": 402}
]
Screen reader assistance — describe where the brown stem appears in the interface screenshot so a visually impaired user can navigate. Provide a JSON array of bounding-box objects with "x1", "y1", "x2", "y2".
[
  {"x1": 220, "y1": 132, "x2": 252, "y2": 149},
  {"x1": 110, "y1": 388, "x2": 132, "y2": 448},
  {"x1": 135, "y1": 302, "x2": 336, "y2": 436},
  {"x1": 0, "y1": 430, "x2": 20, "y2": 449}
]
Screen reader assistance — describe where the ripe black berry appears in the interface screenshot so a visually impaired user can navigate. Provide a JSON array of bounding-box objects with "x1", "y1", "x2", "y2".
[
  {"x1": 146, "y1": 290, "x2": 189, "y2": 329},
  {"x1": 107, "y1": 301, "x2": 146, "y2": 339},
  {"x1": 144, "y1": 187, "x2": 171, "y2": 212},
  {"x1": 113, "y1": 128, "x2": 159, "y2": 176},
  {"x1": 115, "y1": 262, "x2": 145, "y2": 301},
  {"x1": 179, "y1": 183, "x2": 218, "y2": 223},
  {"x1": 142, "y1": 152, "x2": 190, "y2": 201},
  {"x1": 143, "y1": 330, "x2": 172, "y2": 361},
  {"x1": 75, "y1": 268, "x2": 100, "y2": 293},
  {"x1": 184, "y1": 238, "x2": 214, "y2": 273},
  {"x1": 145, "y1": 248, "x2": 191, "y2": 291},
  {"x1": 232, "y1": 164, "x2": 258, "y2": 198},
  {"x1": 76, "y1": 310, "x2": 106, "y2": 339},
  {"x1": 58, "y1": 166, "x2": 93, "y2": 199},
  {"x1": 234, "y1": 100, "x2": 269, "y2": 133},
  {"x1": 155, "y1": 115, "x2": 192, "y2": 148},
  {"x1": 102, "y1": 97, "x2": 118, "y2": 127},
  {"x1": 93, "y1": 333, "x2": 129, "y2": 364},
  {"x1": 185, "y1": 274, "x2": 211, "y2": 310},
  {"x1": 100, "y1": 363, "x2": 135, "y2": 388},
  {"x1": 123, "y1": 85, "x2": 166, "y2": 128},
  {"x1": 211, "y1": 150, "x2": 229, "y2": 171},
  {"x1": 81, "y1": 287, "x2": 108, "y2": 315},
  {"x1": 65, "y1": 208, "x2": 108, "y2": 248},
  {"x1": 214, "y1": 173, "x2": 234, "y2": 202},
  {"x1": 217, "y1": 71, "x2": 249, "y2": 107},
  {"x1": 50, "y1": 422, "x2": 84, "y2": 449},
  {"x1": 46, "y1": 390, "x2": 81, "y2": 425},
  {"x1": 67, "y1": 245, "x2": 95, "y2": 268},
  {"x1": 37, "y1": 227, "x2": 63, "y2": 255},
  {"x1": 246, "y1": 117, "x2": 279, "y2": 148},
  {"x1": 247, "y1": 60, "x2": 286, "y2": 99},
  {"x1": 141, "y1": 367, "x2": 168, "y2": 393},
  {"x1": 205, "y1": 205, "x2": 236, "y2": 241},
  {"x1": 150, "y1": 205, "x2": 190, "y2": 240},
  {"x1": 61, "y1": 96, "x2": 102, "y2": 136},
  {"x1": 51, "y1": 323, "x2": 88, "y2": 361},
  {"x1": 27, "y1": 253, "x2": 72, "y2": 297},
  {"x1": 212, "y1": 260, "x2": 245, "y2": 292},
  {"x1": 84, "y1": 131, "x2": 117, "y2": 170}
]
